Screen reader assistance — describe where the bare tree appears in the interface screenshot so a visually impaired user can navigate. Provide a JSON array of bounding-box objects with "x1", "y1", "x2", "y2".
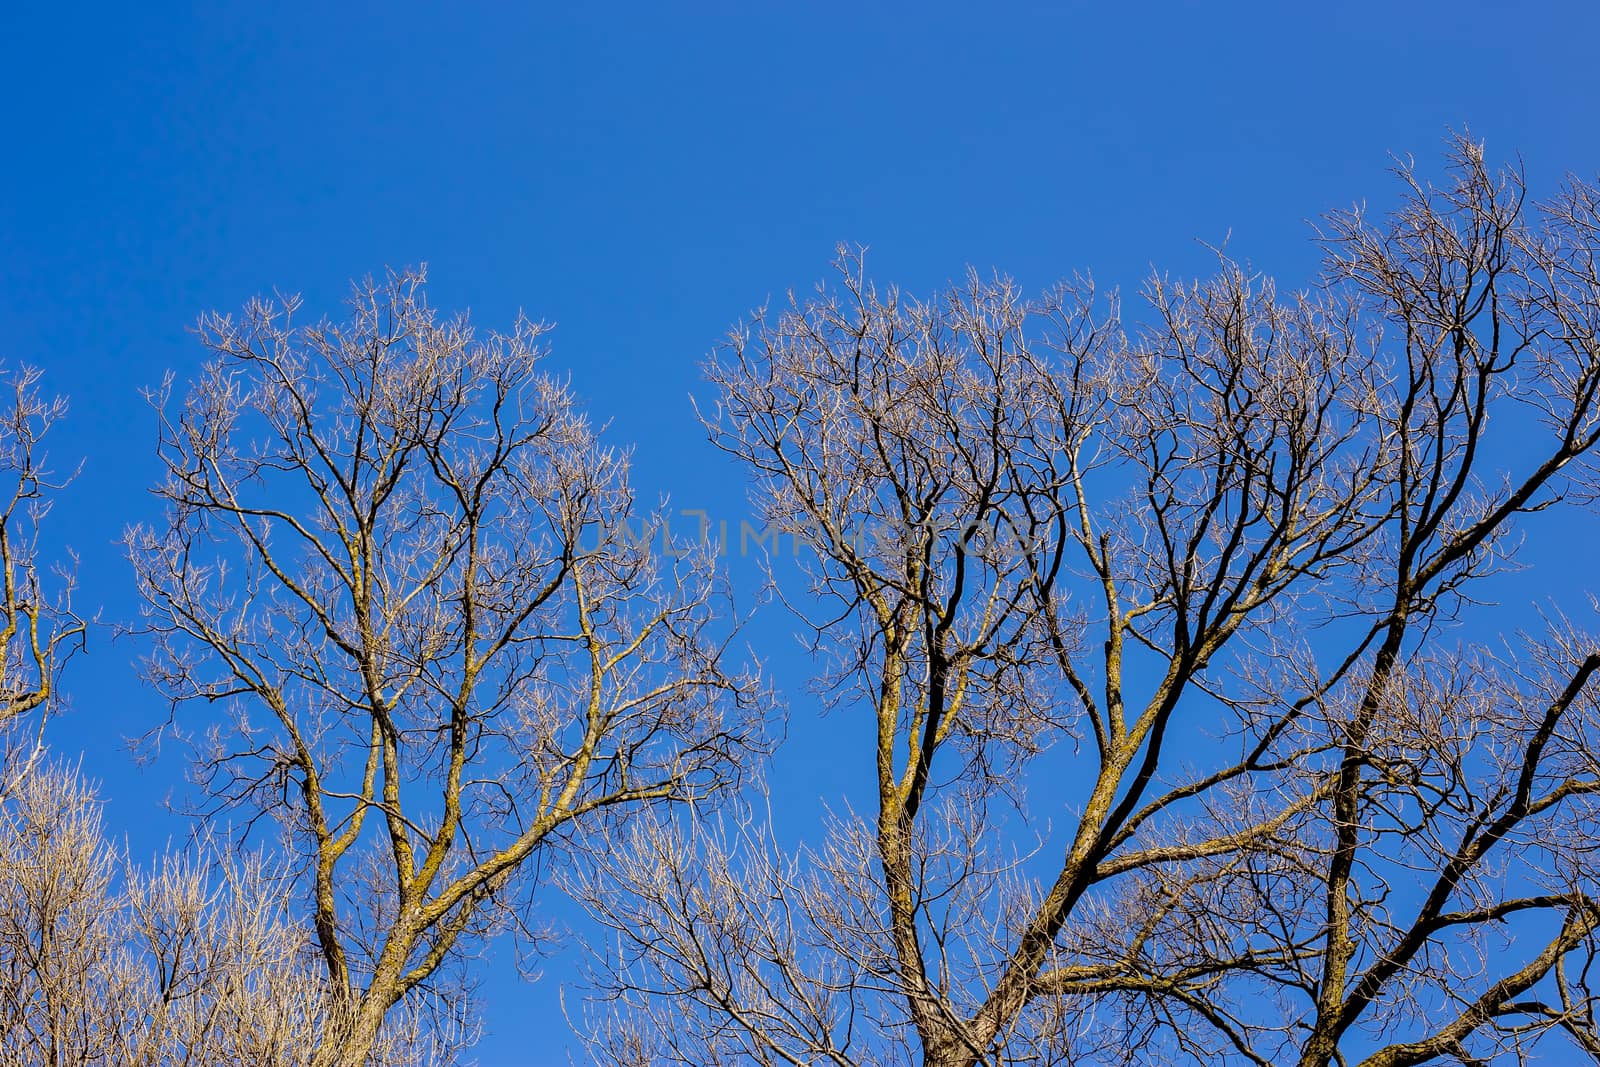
[
  {"x1": 0, "y1": 364, "x2": 84, "y2": 776},
  {"x1": 575, "y1": 137, "x2": 1600, "y2": 1066},
  {"x1": 0, "y1": 758, "x2": 435, "y2": 1067},
  {"x1": 127, "y1": 270, "x2": 765, "y2": 1066}
]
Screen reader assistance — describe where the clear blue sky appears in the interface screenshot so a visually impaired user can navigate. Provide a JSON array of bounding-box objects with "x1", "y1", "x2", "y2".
[{"x1": 3, "y1": 3, "x2": 1598, "y2": 1063}]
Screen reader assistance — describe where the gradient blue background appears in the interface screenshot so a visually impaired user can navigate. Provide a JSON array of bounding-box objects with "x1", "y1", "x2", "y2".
[{"x1": 3, "y1": 3, "x2": 1598, "y2": 1062}]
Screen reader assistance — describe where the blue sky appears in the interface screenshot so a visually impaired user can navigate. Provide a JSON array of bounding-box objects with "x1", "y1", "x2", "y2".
[{"x1": 4, "y1": 2, "x2": 1599, "y2": 1062}]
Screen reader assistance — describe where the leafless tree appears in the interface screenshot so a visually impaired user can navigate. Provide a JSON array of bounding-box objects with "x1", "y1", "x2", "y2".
[
  {"x1": 127, "y1": 270, "x2": 765, "y2": 1065},
  {"x1": 0, "y1": 758, "x2": 443, "y2": 1067},
  {"x1": 575, "y1": 137, "x2": 1600, "y2": 1066},
  {"x1": 0, "y1": 364, "x2": 84, "y2": 787}
]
